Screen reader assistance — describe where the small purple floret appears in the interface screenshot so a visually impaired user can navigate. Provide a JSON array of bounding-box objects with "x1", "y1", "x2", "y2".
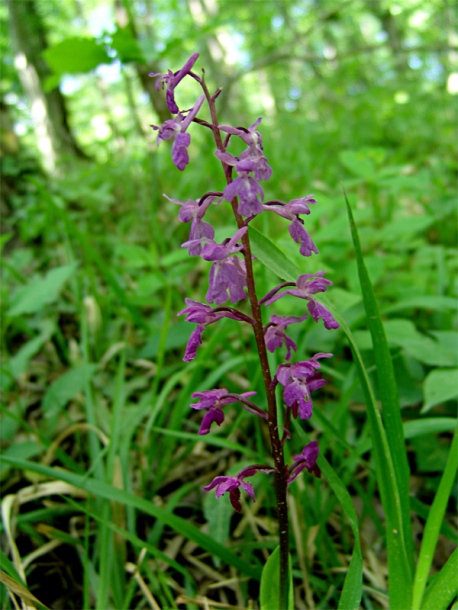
[
  {"x1": 150, "y1": 53, "x2": 200, "y2": 114},
  {"x1": 151, "y1": 95, "x2": 204, "y2": 171},
  {"x1": 260, "y1": 271, "x2": 339, "y2": 330},
  {"x1": 264, "y1": 314, "x2": 308, "y2": 360},
  {"x1": 178, "y1": 299, "x2": 251, "y2": 361},
  {"x1": 275, "y1": 353, "x2": 333, "y2": 419},
  {"x1": 287, "y1": 440, "x2": 321, "y2": 483},
  {"x1": 191, "y1": 389, "x2": 257, "y2": 435},
  {"x1": 203, "y1": 464, "x2": 275, "y2": 511},
  {"x1": 289, "y1": 218, "x2": 318, "y2": 257}
]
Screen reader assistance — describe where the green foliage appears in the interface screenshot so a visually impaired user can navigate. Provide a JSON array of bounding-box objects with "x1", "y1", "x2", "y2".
[
  {"x1": 260, "y1": 546, "x2": 294, "y2": 610},
  {"x1": 1, "y1": 1, "x2": 456, "y2": 608}
]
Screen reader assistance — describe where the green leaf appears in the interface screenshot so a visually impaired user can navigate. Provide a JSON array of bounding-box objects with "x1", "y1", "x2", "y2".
[
  {"x1": 344, "y1": 191, "x2": 414, "y2": 606},
  {"x1": 318, "y1": 455, "x2": 362, "y2": 610},
  {"x1": 412, "y1": 428, "x2": 458, "y2": 609},
  {"x1": 0, "y1": 457, "x2": 261, "y2": 581},
  {"x1": 43, "y1": 363, "x2": 98, "y2": 417},
  {"x1": 248, "y1": 226, "x2": 298, "y2": 282},
  {"x1": 404, "y1": 418, "x2": 457, "y2": 439},
  {"x1": 115, "y1": 244, "x2": 156, "y2": 268},
  {"x1": 9, "y1": 320, "x2": 54, "y2": 374},
  {"x1": 339, "y1": 150, "x2": 376, "y2": 179},
  {"x1": 7, "y1": 264, "x2": 77, "y2": 316},
  {"x1": 110, "y1": 26, "x2": 145, "y2": 63},
  {"x1": 260, "y1": 546, "x2": 294, "y2": 610},
  {"x1": 422, "y1": 369, "x2": 458, "y2": 412},
  {"x1": 421, "y1": 547, "x2": 458, "y2": 610},
  {"x1": 383, "y1": 295, "x2": 457, "y2": 314},
  {"x1": 353, "y1": 321, "x2": 457, "y2": 367},
  {"x1": 203, "y1": 483, "x2": 234, "y2": 568},
  {"x1": 42, "y1": 37, "x2": 111, "y2": 74}
]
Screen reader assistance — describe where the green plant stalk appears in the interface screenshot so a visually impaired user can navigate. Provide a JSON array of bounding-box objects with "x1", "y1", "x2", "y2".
[{"x1": 412, "y1": 426, "x2": 458, "y2": 609}]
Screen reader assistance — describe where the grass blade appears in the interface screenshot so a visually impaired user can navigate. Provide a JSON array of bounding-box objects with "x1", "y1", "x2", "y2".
[
  {"x1": 344, "y1": 192, "x2": 413, "y2": 603},
  {"x1": 412, "y1": 426, "x2": 458, "y2": 609},
  {"x1": 0, "y1": 457, "x2": 262, "y2": 580},
  {"x1": 421, "y1": 546, "x2": 458, "y2": 610},
  {"x1": 249, "y1": 224, "x2": 413, "y2": 607}
]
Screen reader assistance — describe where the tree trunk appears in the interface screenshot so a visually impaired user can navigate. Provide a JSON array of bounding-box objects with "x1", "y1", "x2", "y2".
[
  {"x1": 7, "y1": 0, "x2": 88, "y2": 171},
  {"x1": 114, "y1": 0, "x2": 171, "y2": 124}
]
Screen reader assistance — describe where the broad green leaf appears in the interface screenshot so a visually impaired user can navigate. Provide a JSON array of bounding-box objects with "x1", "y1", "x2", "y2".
[
  {"x1": 115, "y1": 244, "x2": 156, "y2": 268},
  {"x1": 43, "y1": 364, "x2": 98, "y2": 417},
  {"x1": 43, "y1": 37, "x2": 111, "y2": 74},
  {"x1": 422, "y1": 369, "x2": 458, "y2": 412},
  {"x1": 404, "y1": 418, "x2": 457, "y2": 439},
  {"x1": 0, "y1": 442, "x2": 41, "y2": 478},
  {"x1": 110, "y1": 26, "x2": 145, "y2": 64},
  {"x1": 353, "y1": 321, "x2": 457, "y2": 367},
  {"x1": 8, "y1": 320, "x2": 55, "y2": 381},
  {"x1": 383, "y1": 296, "x2": 457, "y2": 314},
  {"x1": 203, "y1": 484, "x2": 234, "y2": 568},
  {"x1": 378, "y1": 216, "x2": 434, "y2": 242},
  {"x1": 249, "y1": 226, "x2": 298, "y2": 282},
  {"x1": 357, "y1": 418, "x2": 457, "y2": 455},
  {"x1": 339, "y1": 150, "x2": 376, "y2": 179},
  {"x1": 7, "y1": 264, "x2": 77, "y2": 316},
  {"x1": 260, "y1": 546, "x2": 294, "y2": 610},
  {"x1": 0, "y1": 457, "x2": 261, "y2": 581}
]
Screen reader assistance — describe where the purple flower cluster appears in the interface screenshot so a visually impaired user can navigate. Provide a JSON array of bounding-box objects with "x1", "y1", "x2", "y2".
[{"x1": 150, "y1": 53, "x2": 340, "y2": 511}]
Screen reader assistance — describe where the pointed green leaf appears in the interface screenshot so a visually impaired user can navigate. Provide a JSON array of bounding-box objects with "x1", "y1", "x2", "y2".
[
  {"x1": 260, "y1": 546, "x2": 294, "y2": 610},
  {"x1": 8, "y1": 264, "x2": 77, "y2": 316},
  {"x1": 344, "y1": 191, "x2": 414, "y2": 605},
  {"x1": 422, "y1": 369, "x2": 458, "y2": 412}
]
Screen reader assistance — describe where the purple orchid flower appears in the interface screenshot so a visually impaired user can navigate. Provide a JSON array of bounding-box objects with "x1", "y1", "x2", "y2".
[
  {"x1": 264, "y1": 313, "x2": 309, "y2": 360},
  {"x1": 220, "y1": 171, "x2": 264, "y2": 217},
  {"x1": 191, "y1": 388, "x2": 264, "y2": 435},
  {"x1": 262, "y1": 196, "x2": 318, "y2": 256},
  {"x1": 287, "y1": 440, "x2": 321, "y2": 483},
  {"x1": 289, "y1": 217, "x2": 318, "y2": 256},
  {"x1": 164, "y1": 194, "x2": 217, "y2": 255},
  {"x1": 262, "y1": 196, "x2": 317, "y2": 219},
  {"x1": 182, "y1": 227, "x2": 249, "y2": 304},
  {"x1": 206, "y1": 257, "x2": 247, "y2": 304},
  {"x1": 215, "y1": 148, "x2": 272, "y2": 183},
  {"x1": 203, "y1": 464, "x2": 276, "y2": 511},
  {"x1": 274, "y1": 353, "x2": 333, "y2": 419},
  {"x1": 177, "y1": 299, "x2": 254, "y2": 362},
  {"x1": 219, "y1": 118, "x2": 264, "y2": 150},
  {"x1": 150, "y1": 53, "x2": 200, "y2": 114},
  {"x1": 151, "y1": 95, "x2": 205, "y2": 170},
  {"x1": 260, "y1": 271, "x2": 339, "y2": 330}
]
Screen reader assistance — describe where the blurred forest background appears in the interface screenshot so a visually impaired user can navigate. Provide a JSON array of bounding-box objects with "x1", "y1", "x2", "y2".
[{"x1": 1, "y1": 0, "x2": 457, "y2": 609}]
